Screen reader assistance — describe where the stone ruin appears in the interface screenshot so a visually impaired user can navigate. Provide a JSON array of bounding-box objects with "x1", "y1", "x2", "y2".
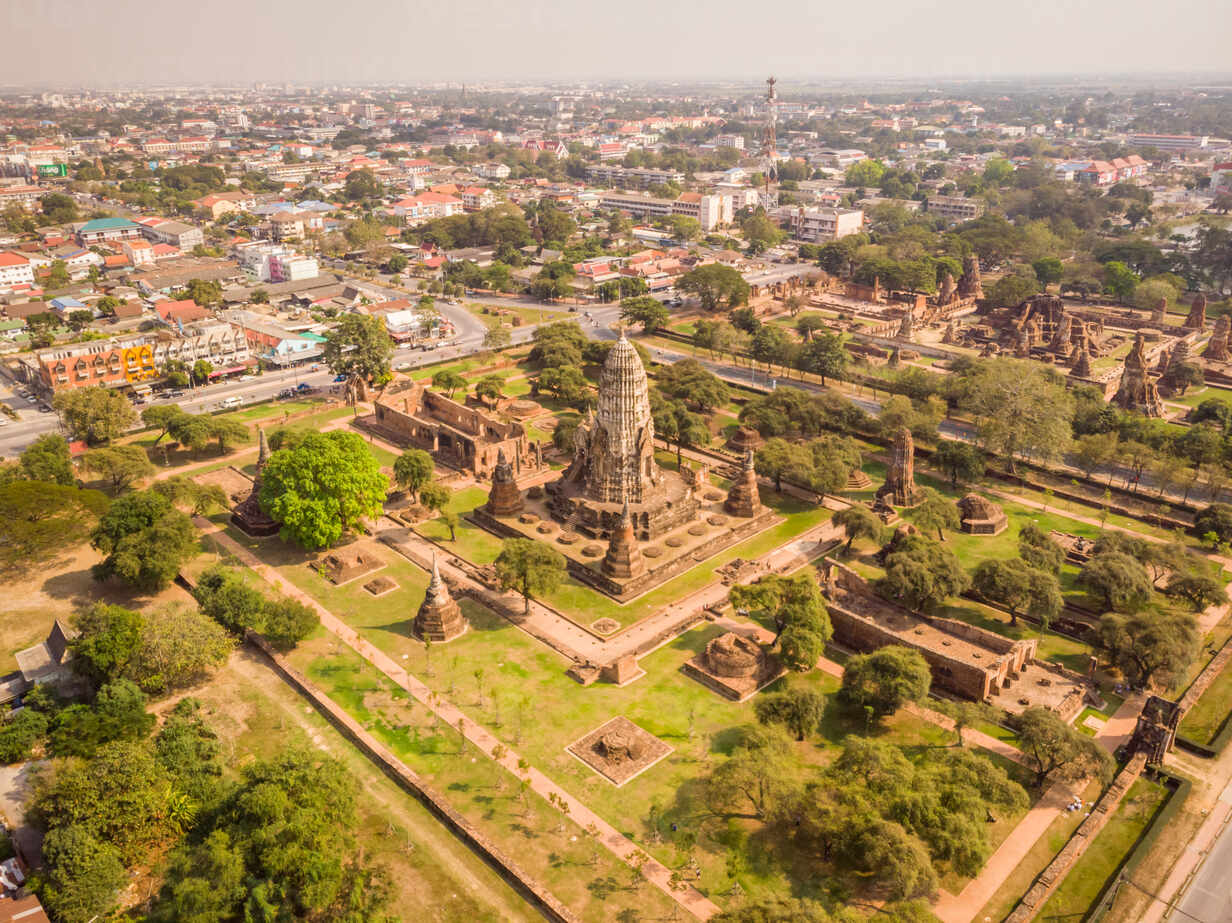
[
  {"x1": 876, "y1": 426, "x2": 922, "y2": 507},
  {"x1": 727, "y1": 425, "x2": 763, "y2": 455},
  {"x1": 484, "y1": 448, "x2": 525, "y2": 517},
  {"x1": 938, "y1": 271, "x2": 958, "y2": 306},
  {"x1": 1111, "y1": 333, "x2": 1165, "y2": 418},
  {"x1": 1069, "y1": 347, "x2": 1093, "y2": 379},
  {"x1": 682, "y1": 631, "x2": 786, "y2": 702},
  {"x1": 957, "y1": 254, "x2": 984, "y2": 300},
  {"x1": 1184, "y1": 294, "x2": 1207, "y2": 331},
  {"x1": 567, "y1": 716, "x2": 672, "y2": 785},
  {"x1": 318, "y1": 548, "x2": 384, "y2": 585},
  {"x1": 897, "y1": 305, "x2": 915, "y2": 341},
  {"x1": 1150, "y1": 297, "x2": 1168, "y2": 327},
  {"x1": 1205, "y1": 315, "x2": 1231, "y2": 362},
  {"x1": 724, "y1": 449, "x2": 764, "y2": 518},
  {"x1": 413, "y1": 553, "x2": 467, "y2": 642},
  {"x1": 1157, "y1": 338, "x2": 1195, "y2": 396},
  {"x1": 231, "y1": 428, "x2": 281, "y2": 537},
  {"x1": 956, "y1": 493, "x2": 1009, "y2": 536},
  {"x1": 602, "y1": 502, "x2": 644, "y2": 579}
]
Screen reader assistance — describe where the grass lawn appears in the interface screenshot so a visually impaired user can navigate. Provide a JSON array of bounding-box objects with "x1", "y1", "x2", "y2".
[
  {"x1": 195, "y1": 651, "x2": 537, "y2": 922},
  {"x1": 408, "y1": 479, "x2": 832, "y2": 633},
  {"x1": 282, "y1": 637, "x2": 682, "y2": 922},
  {"x1": 1168, "y1": 384, "x2": 1232, "y2": 410},
  {"x1": 1036, "y1": 777, "x2": 1168, "y2": 921},
  {"x1": 219, "y1": 397, "x2": 328, "y2": 423},
  {"x1": 1178, "y1": 654, "x2": 1232, "y2": 744}
]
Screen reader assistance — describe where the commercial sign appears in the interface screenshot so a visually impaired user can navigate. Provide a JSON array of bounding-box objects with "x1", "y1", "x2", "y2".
[{"x1": 36, "y1": 163, "x2": 68, "y2": 177}]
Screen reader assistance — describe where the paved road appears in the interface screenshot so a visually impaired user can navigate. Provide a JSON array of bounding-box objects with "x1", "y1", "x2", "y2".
[{"x1": 1174, "y1": 781, "x2": 1232, "y2": 923}]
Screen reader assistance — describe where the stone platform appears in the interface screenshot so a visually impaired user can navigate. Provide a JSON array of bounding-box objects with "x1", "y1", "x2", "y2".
[{"x1": 566, "y1": 716, "x2": 672, "y2": 786}]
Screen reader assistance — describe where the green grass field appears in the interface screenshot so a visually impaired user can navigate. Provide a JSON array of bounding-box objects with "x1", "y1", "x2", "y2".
[{"x1": 1036, "y1": 777, "x2": 1168, "y2": 921}]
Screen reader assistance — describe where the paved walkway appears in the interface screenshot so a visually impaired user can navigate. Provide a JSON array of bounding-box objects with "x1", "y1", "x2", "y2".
[
  {"x1": 931, "y1": 691, "x2": 1146, "y2": 923},
  {"x1": 383, "y1": 516, "x2": 844, "y2": 667},
  {"x1": 198, "y1": 518, "x2": 720, "y2": 920}
]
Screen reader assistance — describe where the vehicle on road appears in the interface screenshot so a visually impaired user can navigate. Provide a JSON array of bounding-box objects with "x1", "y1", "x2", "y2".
[
  {"x1": 333, "y1": 374, "x2": 347, "y2": 382},
  {"x1": 296, "y1": 383, "x2": 315, "y2": 393},
  {"x1": 220, "y1": 396, "x2": 242, "y2": 409}
]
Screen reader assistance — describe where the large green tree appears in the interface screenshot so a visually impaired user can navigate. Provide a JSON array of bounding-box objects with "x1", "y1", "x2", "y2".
[
  {"x1": 259, "y1": 431, "x2": 389, "y2": 550},
  {"x1": 677, "y1": 264, "x2": 750, "y2": 312},
  {"x1": 322, "y1": 314, "x2": 394, "y2": 389},
  {"x1": 1016, "y1": 706, "x2": 1114, "y2": 786},
  {"x1": 1099, "y1": 609, "x2": 1198, "y2": 690},
  {"x1": 52, "y1": 386, "x2": 138, "y2": 445},
  {"x1": 89, "y1": 490, "x2": 197, "y2": 591},
  {"x1": 19, "y1": 433, "x2": 75, "y2": 485},
  {"x1": 970, "y1": 558, "x2": 1063, "y2": 627},
  {"x1": 960, "y1": 358, "x2": 1074, "y2": 471},
  {"x1": 0, "y1": 481, "x2": 109, "y2": 572},
  {"x1": 493, "y1": 538, "x2": 566, "y2": 614},
  {"x1": 839, "y1": 645, "x2": 931, "y2": 718}
]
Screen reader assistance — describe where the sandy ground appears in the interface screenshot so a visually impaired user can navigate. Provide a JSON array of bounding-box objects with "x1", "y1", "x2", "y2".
[{"x1": 1, "y1": 543, "x2": 194, "y2": 672}]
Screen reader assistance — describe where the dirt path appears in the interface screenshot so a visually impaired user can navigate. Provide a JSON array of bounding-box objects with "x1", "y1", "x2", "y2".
[{"x1": 198, "y1": 517, "x2": 721, "y2": 921}]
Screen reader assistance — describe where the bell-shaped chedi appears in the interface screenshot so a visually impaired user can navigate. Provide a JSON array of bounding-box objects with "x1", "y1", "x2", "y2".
[
  {"x1": 413, "y1": 552, "x2": 467, "y2": 642},
  {"x1": 485, "y1": 448, "x2": 524, "y2": 516},
  {"x1": 724, "y1": 449, "x2": 764, "y2": 518},
  {"x1": 1204, "y1": 315, "x2": 1230, "y2": 361},
  {"x1": 231, "y1": 428, "x2": 280, "y2": 537},
  {"x1": 602, "y1": 502, "x2": 644, "y2": 579},
  {"x1": 1112, "y1": 333, "x2": 1165, "y2": 417},
  {"x1": 876, "y1": 426, "x2": 922, "y2": 506},
  {"x1": 1184, "y1": 294, "x2": 1208, "y2": 330}
]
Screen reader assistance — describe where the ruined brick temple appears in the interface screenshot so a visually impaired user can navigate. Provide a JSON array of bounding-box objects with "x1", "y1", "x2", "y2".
[
  {"x1": 370, "y1": 374, "x2": 542, "y2": 480},
  {"x1": 548, "y1": 330, "x2": 699, "y2": 539},
  {"x1": 231, "y1": 428, "x2": 281, "y2": 537}
]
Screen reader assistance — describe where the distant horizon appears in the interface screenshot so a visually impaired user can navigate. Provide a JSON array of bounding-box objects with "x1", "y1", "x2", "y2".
[{"x1": 2, "y1": 0, "x2": 1229, "y2": 88}]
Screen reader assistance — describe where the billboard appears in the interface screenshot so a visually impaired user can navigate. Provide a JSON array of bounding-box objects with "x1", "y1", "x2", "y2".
[{"x1": 36, "y1": 163, "x2": 68, "y2": 177}]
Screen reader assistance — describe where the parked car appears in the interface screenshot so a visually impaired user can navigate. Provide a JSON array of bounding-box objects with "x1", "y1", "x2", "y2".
[{"x1": 296, "y1": 383, "x2": 315, "y2": 393}]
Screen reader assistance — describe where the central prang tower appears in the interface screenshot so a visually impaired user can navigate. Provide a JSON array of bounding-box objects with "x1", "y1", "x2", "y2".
[
  {"x1": 578, "y1": 329, "x2": 658, "y2": 504},
  {"x1": 549, "y1": 329, "x2": 698, "y2": 539}
]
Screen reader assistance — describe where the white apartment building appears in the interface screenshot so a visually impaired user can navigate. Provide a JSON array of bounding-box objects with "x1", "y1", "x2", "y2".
[
  {"x1": 475, "y1": 162, "x2": 511, "y2": 180},
  {"x1": 586, "y1": 164, "x2": 686, "y2": 189},
  {"x1": 234, "y1": 241, "x2": 319, "y2": 283},
  {"x1": 599, "y1": 191, "x2": 734, "y2": 232},
  {"x1": 1127, "y1": 133, "x2": 1208, "y2": 152},
  {"x1": 926, "y1": 195, "x2": 985, "y2": 222},
  {"x1": 770, "y1": 206, "x2": 865, "y2": 243},
  {"x1": 714, "y1": 134, "x2": 745, "y2": 150},
  {"x1": 140, "y1": 219, "x2": 205, "y2": 251},
  {"x1": 713, "y1": 183, "x2": 759, "y2": 211},
  {"x1": 0, "y1": 252, "x2": 35, "y2": 292}
]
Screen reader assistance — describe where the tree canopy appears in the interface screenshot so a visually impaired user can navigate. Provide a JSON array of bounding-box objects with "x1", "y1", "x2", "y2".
[{"x1": 259, "y1": 431, "x2": 389, "y2": 550}]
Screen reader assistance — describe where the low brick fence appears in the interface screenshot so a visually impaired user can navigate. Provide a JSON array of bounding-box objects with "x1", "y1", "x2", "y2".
[
  {"x1": 1005, "y1": 752, "x2": 1148, "y2": 923},
  {"x1": 244, "y1": 632, "x2": 580, "y2": 923}
]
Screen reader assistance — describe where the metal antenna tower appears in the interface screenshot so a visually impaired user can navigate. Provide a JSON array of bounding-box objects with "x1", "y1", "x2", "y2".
[{"x1": 759, "y1": 76, "x2": 778, "y2": 189}]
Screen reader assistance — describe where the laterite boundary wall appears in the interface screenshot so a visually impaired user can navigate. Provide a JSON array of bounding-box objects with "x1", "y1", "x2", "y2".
[{"x1": 245, "y1": 633, "x2": 580, "y2": 923}]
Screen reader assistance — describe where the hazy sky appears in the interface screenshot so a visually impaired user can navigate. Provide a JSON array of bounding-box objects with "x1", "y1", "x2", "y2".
[{"x1": 3, "y1": 0, "x2": 1230, "y2": 87}]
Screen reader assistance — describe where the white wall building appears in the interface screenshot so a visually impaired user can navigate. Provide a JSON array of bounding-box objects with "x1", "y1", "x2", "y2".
[{"x1": 769, "y1": 206, "x2": 865, "y2": 243}]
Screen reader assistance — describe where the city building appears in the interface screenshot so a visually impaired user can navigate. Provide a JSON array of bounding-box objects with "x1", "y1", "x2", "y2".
[
  {"x1": 0, "y1": 184, "x2": 43, "y2": 210},
  {"x1": 77, "y1": 216, "x2": 143, "y2": 245},
  {"x1": 234, "y1": 241, "x2": 319, "y2": 282},
  {"x1": 598, "y1": 191, "x2": 733, "y2": 232},
  {"x1": 1127, "y1": 132, "x2": 1208, "y2": 152},
  {"x1": 0, "y1": 252, "x2": 35, "y2": 293},
  {"x1": 1213, "y1": 162, "x2": 1232, "y2": 196},
  {"x1": 586, "y1": 164, "x2": 686, "y2": 189},
  {"x1": 926, "y1": 194, "x2": 986, "y2": 222},
  {"x1": 139, "y1": 218, "x2": 205, "y2": 251},
  {"x1": 769, "y1": 205, "x2": 865, "y2": 242},
  {"x1": 474, "y1": 162, "x2": 511, "y2": 180},
  {"x1": 460, "y1": 186, "x2": 497, "y2": 211},
  {"x1": 31, "y1": 322, "x2": 250, "y2": 393}
]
